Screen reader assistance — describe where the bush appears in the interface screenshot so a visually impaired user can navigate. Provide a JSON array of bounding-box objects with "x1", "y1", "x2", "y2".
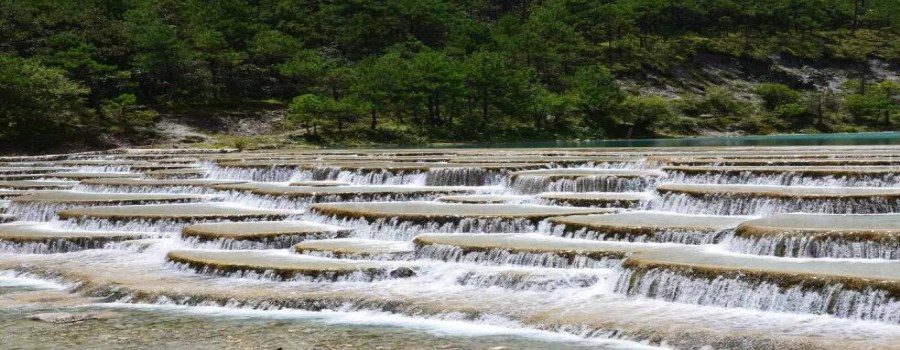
[
  {"x1": 755, "y1": 83, "x2": 801, "y2": 110},
  {"x1": 843, "y1": 81, "x2": 900, "y2": 126},
  {"x1": 772, "y1": 103, "x2": 809, "y2": 123},
  {"x1": 619, "y1": 96, "x2": 677, "y2": 137},
  {"x1": 232, "y1": 137, "x2": 249, "y2": 150},
  {"x1": 676, "y1": 89, "x2": 753, "y2": 132},
  {"x1": 101, "y1": 93, "x2": 159, "y2": 143}
]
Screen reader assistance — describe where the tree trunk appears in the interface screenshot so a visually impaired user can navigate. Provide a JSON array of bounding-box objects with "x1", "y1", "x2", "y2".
[
  {"x1": 860, "y1": 73, "x2": 868, "y2": 95},
  {"x1": 885, "y1": 87, "x2": 893, "y2": 126},
  {"x1": 396, "y1": 104, "x2": 404, "y2": 124},
  {"x1": 816, "y1": 97, "x2": 824, "y2": 127},
  {"x1": 448, "y1": 105, "x2": 454, "y2": 126},
  {"x1": 481, "y1": 96, "x2": 489, "y2": 127},
  {"x1": 427, "y1": 96, "x2": 435, "y2": 126},
  {"x1": 434, "y1": 93, "x2": 442, "y2": 126},
  {"x1": 210, "y1": 60, "x2": 220, "y2": 100},
  {"x1": 370, "y1": 109, "x2": 377, "y2": 130}
]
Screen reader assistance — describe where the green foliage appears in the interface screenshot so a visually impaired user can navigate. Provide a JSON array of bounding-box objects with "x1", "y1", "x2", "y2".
[
  {"x1": 677, "y1": 88, "x2": 753, "y2": 121},
  {"x1": 249, "y1": 30, "x2": 302, "y2": 63},
  {"x1": 289, "y1": 94, "x2": 332, "y2": 136},
  {"x1": 462, "y1": 51, "x2": 536, "y2": 128},
  {"x1": 772, "y1": 103, "x2": 809, "y2": 121},
  {"x1": 567, "y1": 65, "x2": 623, "y2": 131},
  {"x1": 0, "y1": 54, "x2": 95, "y2": 151},
  {"x1": 755, "y1": 84, "x2": 802, "y2": 110},
  {"x1": 0, "y1": 0, "x2": 898, "y2": 151},
  {"x1": 620, "y1": 96, "x2": 678, "y2": 137},
  {"x1": 101, "y1": 93, "x2": 158, "y2": 141},
  {"x1": 844, "y1": 81, "x2": 900, "y2": 126}
]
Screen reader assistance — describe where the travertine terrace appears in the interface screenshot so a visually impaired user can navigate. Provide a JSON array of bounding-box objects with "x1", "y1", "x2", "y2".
[{"x1": 3, "y1": 145, "x2": 900, "y2": 348}]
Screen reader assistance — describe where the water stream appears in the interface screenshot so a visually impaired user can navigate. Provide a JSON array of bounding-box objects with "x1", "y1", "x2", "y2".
[{"x1": 2, "y1": 145, "x2": 900, "y2": 348}]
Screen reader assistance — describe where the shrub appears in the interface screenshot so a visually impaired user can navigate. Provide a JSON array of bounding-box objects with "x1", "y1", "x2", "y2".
[
  {"x1": 619, "y1": 96, "x2": 677, "y2": 137},
  {"x1": 755, "y1": 83, "x2": 801, "y2": 110}
]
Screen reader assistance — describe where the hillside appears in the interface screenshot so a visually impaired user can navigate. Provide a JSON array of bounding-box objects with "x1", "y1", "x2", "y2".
[{"x1": 1, "y1": 0, "x2": 898, "y2": 152}]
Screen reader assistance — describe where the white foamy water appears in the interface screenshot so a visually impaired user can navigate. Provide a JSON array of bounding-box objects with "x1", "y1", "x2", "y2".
[
  {"x1": 4, "y1": 147, "x2": 900, "y2": 348},
  {"x1": 0, "y1": 270, "x2": 68, "y2": 290},
  {"x1": 97, "y1": 303, "x2": 665, "y2": 349}
]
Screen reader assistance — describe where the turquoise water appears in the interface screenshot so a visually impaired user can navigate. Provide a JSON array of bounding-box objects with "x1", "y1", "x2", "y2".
[{"x1": 440, "y1": 132, "x2": 900, "y2": 148}]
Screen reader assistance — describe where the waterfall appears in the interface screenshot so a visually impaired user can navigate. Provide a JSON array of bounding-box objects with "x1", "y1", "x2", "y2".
[
  {"x1": 215, "y1": 190, "x2": 314, "y2": 210},
  {"x1": 73, "y1": 184, "x2": 219, "y2": 195},
  {"x1": 534, "y1": 197, "x2": 646, "y2": 209},
  {"x1": 59, "y1": 216, "x2": 302, "y2": 233},
  {"x1": 5, "y1": 147, "x2": 900, "y2": 349},
  {"x1": 68, "y1": 165, "x2": 135, "y2": 173},
  {"x1": 544, "y1": 223, "x2": 728, "y2": 244},
  {"x1": 293, "y1": 167, "x2": 429, "y2": 185},
  {"x1": 727, "y1": 235, "x2": 900, "y2": 259},
  {"x1": 413, "y1": 243, "x2": 620, "y2": 269},
  {"x1": 207, "y1": 166, "x2": 298, "y2": 182},
  {"x1": 616, "y1": 267, "x2": 900, "y2": 323},
  {"x1": 425, "y1": 168, "x2": 508, "y2": 186},
  {"x1": 665, "y1": 170, "x2": 900, "y2": 188},
  {"x1": 180, "y1": 232, "x2": 343, "y2": 250},
  {"x1": 453, "y1": 269, "x2": 604, "y2": 291},
  {"x1": 305, "y1": 213, "x2": 540, "y2": 241},
  {"x1": 648, "y1": 192, "x2": 900, "y2": 215},
  {"x1": 0, "y1": 237, "x2": 153, "y2": 254},
  {"x1": 563, "y1": 160, "x2": 656, "y2": 170},
  {"x1": 298, "y1": 250, "x2": 416, "y2": 261},
  {"x1": 218, "y1": 189, "x2": 456, "y2": 210},
  {"x1": 510, "y1": 176, "x2": 657, "y2": 194},
  {"x1": 166, "y1": 260, "x2": 416, "y2": 282},
  {"x1": 7, "y1": 199, "x2": 211, "y2": 222},
  {"x1": 7, "y1": 202, "x2": 84, "y2": 222}
]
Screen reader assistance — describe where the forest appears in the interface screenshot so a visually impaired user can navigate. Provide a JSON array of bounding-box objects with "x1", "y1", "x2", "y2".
[{"x1": 1, "y1": 0, "x2": 899, "y2": 151}]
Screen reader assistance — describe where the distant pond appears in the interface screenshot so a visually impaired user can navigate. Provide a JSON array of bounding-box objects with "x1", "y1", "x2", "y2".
[{"x1": 433, "y1": 131, "x2": 900, "y2": 148}]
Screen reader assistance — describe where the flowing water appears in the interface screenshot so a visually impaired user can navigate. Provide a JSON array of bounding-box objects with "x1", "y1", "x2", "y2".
[{"x1": 2, "y1": 145, "x2": 900, "y2": 349}]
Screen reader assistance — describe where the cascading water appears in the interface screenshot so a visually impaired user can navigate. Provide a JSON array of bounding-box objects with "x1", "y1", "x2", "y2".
[
  {"x1": 286, "y1": 166, "x2": 430, "y2": 185},
  {"x1": 180, "y1": 233, "x2": 341, "y2": 250},
  {"x1": 509, "y1": 175, "x2": 657, "y2": 194},
  {"x1": 218, "y1": 188, "x2": 471, "y2": 210},
  {"x1": 330, "y1": 169, "x2": 428, "y2": 185},
  {"x1": 647, "y1": 192, "x2": 900, "y2": 215},
  {"x1": 665, "y1": 170, "x2": 900, "y2": 187},
  {"x1": 450, "y1": 266, "x2": 609, "y2": 291},
  {"x1": 615, "y1": 267, "x2": 900, "y2": 323},
  {"x1": 207, "y1": 165, "x2": 298, "y2": 182},
  {"x1": 543, "y1": 222, "x2": 728, "y2": 245},
  {"x1": 7, "y1": 202, "x2": 90, "y2": 222},
  {"x1": 72, "y1": 165, "x2": 136, "y2": 173},
  {"x1": 3, "y1": 147, "x2": 900, "y2": 348},
  {"x1": 73, "y1": 184, "x2": 219, "y2": 194},
  {"x1": 414, "y1": 243, "x2": 619, "y2": 269},
  {"x1": 424, "y1": 168, "x2": 508, "y2": 186},
  {"x1": 0, "y1": 237, "x2": 139, "y2": 254},
  {"x1": 303, "y1": 213, "x2": 541, "y2": 241},
  {"x1": 725, "y1": 234, "x2": 900, "y2": 259}
]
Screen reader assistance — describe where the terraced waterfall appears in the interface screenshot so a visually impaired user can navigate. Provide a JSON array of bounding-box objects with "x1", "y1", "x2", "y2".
[{"x1": 3, "y1": 147, "x2": 900, "y2": 348}]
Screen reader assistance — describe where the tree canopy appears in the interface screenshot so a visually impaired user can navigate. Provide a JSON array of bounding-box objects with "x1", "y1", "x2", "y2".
[{"x1": 1, "y1": 0, "x2": 898, "y2": 151}]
